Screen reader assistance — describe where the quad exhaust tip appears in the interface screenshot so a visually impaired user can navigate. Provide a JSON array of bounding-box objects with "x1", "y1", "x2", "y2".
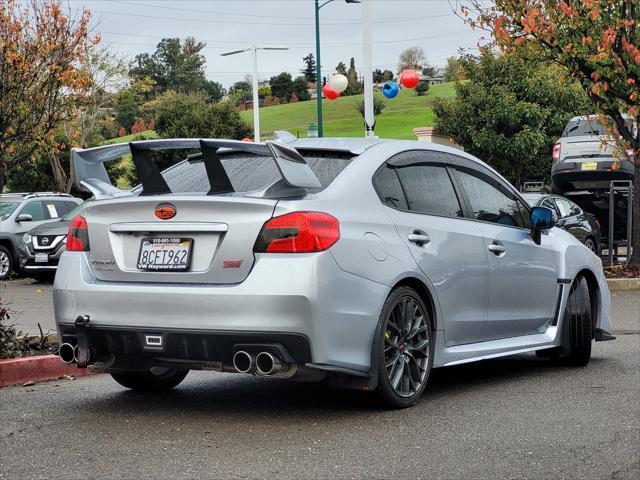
[
  {"x1": 255, "y1": 352, "x2": 282, "y2": 376},
  {"x1": 59, "y1": 343, "x2": 75, "y2": 364},
  {"x1": 232, "y1": 351, "x2": 254, "y2": 373}
]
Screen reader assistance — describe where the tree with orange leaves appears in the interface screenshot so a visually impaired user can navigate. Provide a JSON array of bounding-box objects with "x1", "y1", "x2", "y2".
[
  {"x1": 0, "y1": 0, "x2": 98, "y2": 191},
  {"x1": 458, "y1": 0, "x2": 639, "y2": 265}
]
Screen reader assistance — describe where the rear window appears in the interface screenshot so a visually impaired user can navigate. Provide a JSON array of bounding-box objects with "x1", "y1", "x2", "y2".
[
  {"x1": 563, "y1": 119, "x2": 606, "y2": 137},
  {"x1": 160, "y1": 151, "x2": 353, "y2": 194}
]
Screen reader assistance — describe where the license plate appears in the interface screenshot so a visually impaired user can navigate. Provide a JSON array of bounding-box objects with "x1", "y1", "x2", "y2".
[
  {"x1": 581, "y1": 162, "x2": 598, "y2": 171},
  {"x1": 137, "y1": 237, "x2": 193, "y2": 271},
  {"x1": 35, "y1": 253, "x2": 48, "y2": 263}
]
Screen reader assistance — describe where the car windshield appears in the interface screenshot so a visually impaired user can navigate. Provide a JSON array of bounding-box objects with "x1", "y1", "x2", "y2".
[
  {"x1": 0, "y1": 201, "x2": 19, "y2": 221},
  {"x1": 63, "y1": 202, "x2": 85, "y2": 220}
]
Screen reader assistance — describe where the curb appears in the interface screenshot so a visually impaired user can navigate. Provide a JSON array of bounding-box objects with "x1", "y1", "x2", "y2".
[
  {"x1": 0, "y1": 354, "x2": 92, "y2": 388},
  {"x1": 607, "y1": 278, "x2": 640, "y2": 292}
]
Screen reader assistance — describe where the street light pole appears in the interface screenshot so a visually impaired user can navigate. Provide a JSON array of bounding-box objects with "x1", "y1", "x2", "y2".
[
  {"x1": 251, "y1": 46, "x2": 260, "y2": 142},
  {"x1": 314, "y1": 0, "x2": 360, "y2": 138},
  {"x1": 314, "y1": 0, "x2": 323, "y2": 138},
  {"x1": 221, "y1": 45, "x2": 288, "y2": 142}
]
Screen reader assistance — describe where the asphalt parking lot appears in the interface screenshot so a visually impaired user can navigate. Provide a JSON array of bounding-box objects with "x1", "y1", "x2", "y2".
[{"x1": 0, "y1": 283, "x2": 638, "y2": 479}]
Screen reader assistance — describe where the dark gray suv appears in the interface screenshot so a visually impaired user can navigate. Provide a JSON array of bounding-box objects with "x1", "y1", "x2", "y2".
[
  {"x1": 18, "y1": 202, "x2": 86, "y2": 282},
  {"x1": 0, "y1": 193, "x2": 82, "y2": 280}
]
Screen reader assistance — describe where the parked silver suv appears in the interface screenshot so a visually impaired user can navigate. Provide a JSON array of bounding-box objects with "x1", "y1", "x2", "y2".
[
  {"x1": 551, "y1": 115, "x2": 636, "y2": 193},
  {"x1": 0, "y1": 193, "x2": 82, "y2": 280}
]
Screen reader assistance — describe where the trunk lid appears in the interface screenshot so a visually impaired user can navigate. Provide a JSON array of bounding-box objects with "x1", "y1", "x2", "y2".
[
  {"x1": 560, "y1": 135, "x2": 615, "y2": 162},
  {"x1": 83, "y1": 195, "x2": 276, "y2": 284}
]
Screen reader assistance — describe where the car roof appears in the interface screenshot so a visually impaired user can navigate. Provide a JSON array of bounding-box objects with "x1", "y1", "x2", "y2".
[{"x1": 287, "y1": 137, "x2": 386, "y2": 155}]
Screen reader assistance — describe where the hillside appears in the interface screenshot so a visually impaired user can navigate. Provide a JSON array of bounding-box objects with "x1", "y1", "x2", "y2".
[{"x1": 240, "y1": 81, "x2": 456, "y2": 140}]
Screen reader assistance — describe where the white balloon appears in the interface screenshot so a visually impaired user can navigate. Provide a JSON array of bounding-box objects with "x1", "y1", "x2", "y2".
[{"x1": 328, "y1": 73, "x2": 348, "y2": 93}]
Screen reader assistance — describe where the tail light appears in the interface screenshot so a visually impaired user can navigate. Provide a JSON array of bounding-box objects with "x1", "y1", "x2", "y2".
[
  {"x1": 552, "y1": 142, "x2": 561, "y2": 161},
  {"x1": 66, "y1": 215, "x2": 90, "y2": 252},
  {"x1": 254, "y1": 211, "x2": 340, "y2": 253}
]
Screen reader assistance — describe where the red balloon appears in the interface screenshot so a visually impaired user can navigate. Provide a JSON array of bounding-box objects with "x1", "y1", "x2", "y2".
[
  {"x1": 323, "y1": 85, "x2": 340, "y2": 100},
  {"x1": 399, "y1": 69, "x2": 420, "y2": 89}
]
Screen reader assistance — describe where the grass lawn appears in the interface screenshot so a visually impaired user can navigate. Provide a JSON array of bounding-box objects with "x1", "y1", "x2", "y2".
[
  {"x1": 241, "y1": 81, "x2": 456, "y2": 140},
  {"x1": 101, "y1": 130, "x2": 158, "y2": 145}
]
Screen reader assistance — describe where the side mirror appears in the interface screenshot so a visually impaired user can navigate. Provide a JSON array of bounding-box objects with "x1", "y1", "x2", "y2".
[
  {"x1": 530, "y1": 207, "x2": 555, "y2": 245},
  {"x1": 16, "y1": 213, "x2": 33, "y2": 222}
]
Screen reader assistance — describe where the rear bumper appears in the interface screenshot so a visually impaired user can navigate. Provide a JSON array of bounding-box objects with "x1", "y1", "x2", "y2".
[
  {"x1": 551, "y1": 159, "x2": 634, "y2": 191},
  {"x1": 53, "y1": 251, "x2": 389, "y2": 372}
]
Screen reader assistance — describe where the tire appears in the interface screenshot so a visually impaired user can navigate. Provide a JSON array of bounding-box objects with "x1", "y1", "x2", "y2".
[
  {"x1": 375, "y1": 286, "x2": 434, "y2": 409},
  {"x1": 111, "y1": 368, "x2": 188, "y2": 392},
  {"x1": 0, "y1": 246, "x2": 13, "y2": 281},
  {"x1": 536, "y1": 276, "x2": 592, "y2": 365},
  {"x1": 583, "y1": 237, "x2": 598, "y2": 255}
]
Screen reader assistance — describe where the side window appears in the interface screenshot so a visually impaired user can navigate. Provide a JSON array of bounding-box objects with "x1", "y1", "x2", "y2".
[
  {"x1": 395, "y1": 165, "x2": 463, "y2": 217},
  {"x1": 554, "y1": 198, "x2": 573, "y2": 218},
  {"x1": 456, "y1": 169, "x2": 527, "y2": 227},
  {"x1": 44, "y1": 201, "x2": 66, "y2": 219},
  {"x1": 373, "y1": 165, "x2": 408, "y2": 210},
  {"x1": 541, "y1": 198, "x2": 557, "y2": 212},
  {"x1": 18, "y1": 201, "x2": 45, "y2": 221}
]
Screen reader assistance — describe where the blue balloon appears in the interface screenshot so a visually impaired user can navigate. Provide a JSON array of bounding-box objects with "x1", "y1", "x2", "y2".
[{"x1": 382, "y1": 81, "x2": 399, "y2": 99}]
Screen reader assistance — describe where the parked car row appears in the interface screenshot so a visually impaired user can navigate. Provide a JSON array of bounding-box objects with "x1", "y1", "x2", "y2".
[{"x1": 0, "y1": 192, "x2": 83, "y2": 281}]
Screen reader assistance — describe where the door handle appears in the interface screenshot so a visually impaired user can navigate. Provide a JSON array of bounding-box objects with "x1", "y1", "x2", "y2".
[
  {"x1": 408, "y1": 230, "x2": 430, "y2": 246},
  {"x1": 488, "y1": 242, "x2": 506, "y2": 255}
]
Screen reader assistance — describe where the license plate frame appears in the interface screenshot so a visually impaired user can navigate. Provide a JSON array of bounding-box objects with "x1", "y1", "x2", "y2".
[
  {"x1": 34, "y1": 253, "x2": 49, "y2": 263},
  {"x1": 136, "y1": 237, "x2": 193, "y2": 272},
  {"x1": 581, "y1": 161, "x2": 598, "y2": 171}
]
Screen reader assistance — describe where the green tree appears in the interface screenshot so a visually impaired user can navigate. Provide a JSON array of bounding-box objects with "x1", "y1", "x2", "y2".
[
  {"x1": 346, "y1": 57, "x2": 362, "y2": 95},
  {"x1": 414, "y1": 80, "x2": 430, "y2": 96},
  {"x1": 335, "y1": 61, "x2": 347, "y2": 75},
  {"x1": 114, "y1": 77, "x2": 155, "y2": 130},
  {"x1": 292, "y1": 76, "x2": 311, "y2": 101},
  {"x1": 129, "y1": 37, "x2": 207, "y2": 94},
  {"x1": 155, "y1": 93, "x2": 250, "y2": 139},
  {"x1": 433, "y1": 52, "x2": 591, "y2": 188},
  {"x1": 269, "y1": 72, "x2": 294, "y2": 101},
  {"x1": 372, "y1": 69, "x2": 385, "y2": 83},
  {"x1": 301, "y1": 53, "x2": 316, "y2": 83},
  {"x1": 258, "y1": 84, "x2": 271, "y2": 99},
  {"x1": 382, "y1": 70, "x2": 394, "y2": 81},
  {"x1": 444, "y1": 56, "x2": 466, "y2": 82},
  {"x1": 202, "y1": 80, "x2": 224, "y2": 102},
  {"x1": 422, "y1": 65, "x2": 437, "y2": 77},
  {"x1": 462, "y1": 0, "x2": 640, "y2": 264}
]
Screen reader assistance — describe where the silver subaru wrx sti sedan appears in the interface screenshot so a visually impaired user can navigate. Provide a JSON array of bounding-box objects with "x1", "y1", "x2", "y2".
[{"x1": 53, "y1": 135, "x2": 614, "y2": 408}]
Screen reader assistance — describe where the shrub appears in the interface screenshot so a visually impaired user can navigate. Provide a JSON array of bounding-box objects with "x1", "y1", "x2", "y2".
[{"x1": 0, "y1": 291, "x2": 24, "y2": 359}]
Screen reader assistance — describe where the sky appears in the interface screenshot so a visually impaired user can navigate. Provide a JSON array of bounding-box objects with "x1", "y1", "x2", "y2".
[{"x1": 67, "y1": 0, "x2": 486, "y2": 88}]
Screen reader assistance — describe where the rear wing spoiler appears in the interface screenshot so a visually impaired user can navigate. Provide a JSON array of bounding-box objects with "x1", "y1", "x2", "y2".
[{"x1": 71, "y1": 138, "x2": 321, "y2": 198}]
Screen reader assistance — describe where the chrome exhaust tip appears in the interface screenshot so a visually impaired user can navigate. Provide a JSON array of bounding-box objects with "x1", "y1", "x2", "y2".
[
  {"x1": 255, "y1": 352, "x2": 282, "y2": 376},
  {"x1": 232, "y1": 351, "x2": 254, "y2": 373},
  {"x1": 58, "y1": 343, "x2": 75, "y2": 364}
]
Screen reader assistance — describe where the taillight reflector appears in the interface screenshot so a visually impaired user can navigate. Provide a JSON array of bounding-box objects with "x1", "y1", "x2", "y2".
[
  {"x1": 66, "y1": 215, "x2": 90, "y2": 252},
  {"x1": 254, "y1": 211, "x2": 340, "y2": 253},
  {"x1": 552, "y1": 142, "x2": 561, "y2": 161}
]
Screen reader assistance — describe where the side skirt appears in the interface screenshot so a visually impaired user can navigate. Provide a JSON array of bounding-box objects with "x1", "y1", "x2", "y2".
[{"x1": 433, "y1": 285, "x2": 568, "y2": 368}]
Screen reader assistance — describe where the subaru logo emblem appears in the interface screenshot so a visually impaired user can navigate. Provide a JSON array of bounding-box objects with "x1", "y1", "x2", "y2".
[{"x1": 41, "y1": 237, "x2": 49, "y2": 245}]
